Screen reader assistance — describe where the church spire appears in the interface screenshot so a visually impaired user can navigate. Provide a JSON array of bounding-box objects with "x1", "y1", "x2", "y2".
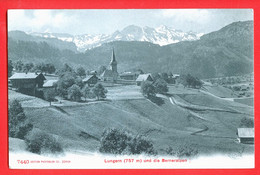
[
  {"x1": 110, "y1": 48, "x2": 116, "y2": 64},
  {"x1": 109, "y1": 48, "x2": 117, "y2": 73}
]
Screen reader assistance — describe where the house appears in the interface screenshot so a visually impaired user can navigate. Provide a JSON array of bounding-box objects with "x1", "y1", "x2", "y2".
[
  {"x1": 9, "y1": 72, "x2": 46, "y2": 96},
  {"x1": 100, "y1": 48, "x2": 118, "y2": 82},
  {"x1": 237, "y1": 128, "x2": 254, "y2": 144},
  {"x1": 136, "y1": 73, "x2": 153, "y2": 86},
  {"x1": 83, "y1": 74, "x2": 98, "y2": 86},
  {"x1": 120, "y1": 71, "x2": 141, "y2": 80},
  {"x1": 43, "y1": 80, "x2": 58, "y2": 88}
]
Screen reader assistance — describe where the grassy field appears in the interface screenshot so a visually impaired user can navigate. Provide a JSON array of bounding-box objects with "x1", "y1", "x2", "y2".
[{"x1": 8, "y1": 84, "x2": 254, "y2": 156}]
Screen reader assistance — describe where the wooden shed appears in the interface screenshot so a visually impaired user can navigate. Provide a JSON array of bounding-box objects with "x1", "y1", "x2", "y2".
[{"x1": 237, "y1": 128, "x2": 254, "y2": 144}]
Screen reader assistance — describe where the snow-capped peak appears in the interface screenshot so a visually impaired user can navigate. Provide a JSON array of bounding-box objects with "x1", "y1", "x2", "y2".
[{"x1": 29, "y1": 25, "x2": 204, "y2": 52}]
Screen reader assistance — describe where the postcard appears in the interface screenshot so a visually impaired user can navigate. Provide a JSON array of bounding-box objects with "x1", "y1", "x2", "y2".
[{"x1": 7, "y1": 9, "x2": 254, "y2": 169}]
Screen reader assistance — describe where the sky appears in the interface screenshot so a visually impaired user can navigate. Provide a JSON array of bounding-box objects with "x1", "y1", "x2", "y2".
[{"x1": 8, "y1": 9, "x2": 253, "y2": 35}]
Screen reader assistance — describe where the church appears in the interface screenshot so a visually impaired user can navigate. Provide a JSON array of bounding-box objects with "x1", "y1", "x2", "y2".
[{"x1": 100, "y1": 48, "x2": 118, "y2": 82}]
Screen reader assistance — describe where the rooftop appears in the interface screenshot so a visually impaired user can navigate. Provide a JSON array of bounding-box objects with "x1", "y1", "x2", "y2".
[
  {"x1": 237, "y1": 128, "x2": 254, "y2": 138},
  {"x1": 136, "y1": 74, "x2": 153, "y2": 81},
  {"x1": 9, "y1": 72, "x2": 45, "y2": 80},
  {"x1": 43, "y1": 80, "x2": 58, "y2": 87},
  {"x1": 83, "y1": 75, "x2": 97, "y2": 82}
]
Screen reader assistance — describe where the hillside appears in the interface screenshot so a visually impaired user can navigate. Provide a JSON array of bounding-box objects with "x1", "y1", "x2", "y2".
[
  {"x1": 8, "y1": 84, "x2": 254, "y2": 155},
  {"x1": 8, "y1": 31, "x2": 78, "y2": 52},
  {"x1": 8, "y1": 21, "x2": 253, "y2": 78}
]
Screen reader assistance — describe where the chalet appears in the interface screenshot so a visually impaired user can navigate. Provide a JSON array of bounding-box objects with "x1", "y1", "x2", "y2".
[
  {"x1": 237, "y1": 128, "x2": 254, "y2": 144},
  {"x1": 9, "y1": 72, "x2": 46, "y2": 96},
  {"x1": 136, "y1": 74, "x2": 153, "y2": 86},
  {"x1": 83, "y1": 74, "x2": 98, "y2": 86},
  {"x1": 101, "y1": 49, "x2": 118, "y2": 82},
  {"x1": 43, "y1": 80, "x2": 58, "y2": 88}
]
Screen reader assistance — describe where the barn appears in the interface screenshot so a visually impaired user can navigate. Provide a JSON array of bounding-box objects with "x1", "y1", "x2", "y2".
[
  {"x1": 9, "y1": 72, "x2": 46, "y2": 96},
  {"x1": 237, "y1": 128, "x2": 254, "y2": 144},
  {"x1": 136, "y1": 74, "x2": 153, "y2": 86}
]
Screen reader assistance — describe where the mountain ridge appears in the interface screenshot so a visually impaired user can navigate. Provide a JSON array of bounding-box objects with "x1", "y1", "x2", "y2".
[
  {"x1": 26, "y1": 25, "x2": 203, "y2": 52},
  {"x1": 8, "y1": 20, "x2": 253, "y2": 78}
]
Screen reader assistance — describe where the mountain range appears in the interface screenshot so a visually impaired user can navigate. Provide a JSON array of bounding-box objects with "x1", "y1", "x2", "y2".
[
  {"x1": 8, "y1": 21, "x2": 253, "y2": 78},
  {"x1": 29, "y1": 25, "x2": 203, "y2": 52}
]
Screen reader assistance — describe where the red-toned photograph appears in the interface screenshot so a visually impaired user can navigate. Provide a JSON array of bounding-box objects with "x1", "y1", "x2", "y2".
[{"x1": 0, "y1": 0, "x2": 259, "y2": 175}]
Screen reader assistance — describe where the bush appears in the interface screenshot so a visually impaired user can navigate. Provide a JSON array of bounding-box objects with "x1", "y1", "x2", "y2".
[
  {"x1": 239, "y1": 117, "x2": 254, "y2": 128},
  {"x1": 99, "y1": 128, "x2": 155, "y2": 155},
  {"x1": 99, "y1": 128, "x2": 129, "y2": 154},
  {"x1": 25, "y1": 129, "x2": 63, "y2": 155},
  {"x1": 8, "y1": 99, "x2": 33, "y2": 139},
  {"x1": 176, "y1": 144, "x2": 198, "y2": 158},
  {"x1": 166, "y1": 144, "x2": 198, "y2": 158},
  {"x1": 127, "y1": 135, "x2": 155, "y2": 155}
]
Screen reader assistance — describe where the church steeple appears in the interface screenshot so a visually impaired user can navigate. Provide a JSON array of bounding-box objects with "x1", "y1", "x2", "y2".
[
  {"x1": 110, "y1": 48, "x2": 117, "y2": 73},
  {"x1": 110, "y1": 48, "x2": 117, "y2": 64}
]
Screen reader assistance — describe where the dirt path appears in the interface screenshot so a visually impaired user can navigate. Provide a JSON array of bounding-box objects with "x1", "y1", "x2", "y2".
[
  {"x1": 169, "y1": 95, "x2": 253, "y2": 116},
  {"x1": 167, "y1": 95, "x2": 240, "y2": 137}
]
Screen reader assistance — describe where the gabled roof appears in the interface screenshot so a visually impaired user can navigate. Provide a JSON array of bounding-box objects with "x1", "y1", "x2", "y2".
[
  {"x1": 136, "y1": 74, "x2": 153, "y2": 82},
  {"x1": 83, "y1": 75, "x2": 97, "y2": 82},
  {"x1": 237, "y1": 128, "x2": 254, "y2": 138},
  {"x1": 9, "y1": 72, "x2": 46, "y2": 80},
  {"x1": 43, "y1": 80, "x2": 58, "y2": 87}
]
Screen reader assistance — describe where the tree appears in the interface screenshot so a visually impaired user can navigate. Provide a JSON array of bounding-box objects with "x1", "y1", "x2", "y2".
[
  {"x1": 8, "y1": 99, "x2": 33, "y2": 139},
  {"x1": 25, "y1": 129, "x2": 63, "y2": 155},
  {"x1": 160, "y1": 72, "x2": 169, "y2": 82},
  {"x1": 68, "y1": 84, "x2": 82, "y2": 102},
  {"x1": 179, "y1": 74, "x2": 203, "y2": 89},
  {"x1": 44, "y1": 89, "x2": 56, "y2": 106},
  {"x1": 23, "y1": 63, "x2": 34, "y2": 72},
  {"x1": 153, "y1": 78, "x2": 168, "y2": 94},
  {"x1": 92, "y1": 83, "x2": 107, "y2": 100},
  {"x1": 99, "y1": 128, "x2": 155, "y2": 155},
  {"x1": 76, "y1": 67, "x2": 86, "y2": 77},
  {"x1": 45, "y1": 63, "x2": 56, "y2": 74},
  {"x1": 56, "y1": 63, "x2": 75, "y2": 76},
  {"x1": 15, "y1": 60, "x2": 24, "y2": 72},
  {"x1": 141, "y1": 81, "x2": 156, "y2": 98},
  {"x1": 8, "y1": 60, "x2": 13, "y2": 77},
  {"x1": 151, "y1": 73, "x2": 160, "y2": 81},
  {"x1": 56, "y1": 72, "x2": 76, "y2": 97},
  {"x1": 81, "y1": 86, "x2": 91, "y2": 101}
]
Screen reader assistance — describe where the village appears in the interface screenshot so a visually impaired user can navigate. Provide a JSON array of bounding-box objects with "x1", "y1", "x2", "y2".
[
  {"x1": 8, "y1": 49, "x2": 181, "y2": 103},
  {"x1": 8, "y1": 47, "x2": 254, "y2": 159}
]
